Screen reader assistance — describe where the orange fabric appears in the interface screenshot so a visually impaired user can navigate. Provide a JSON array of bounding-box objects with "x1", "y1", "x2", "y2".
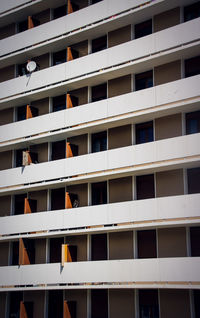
[
  {"x1": 26, "y1": 105, "x2": 32, "y2": 119},
  {"x1": 20, "y1": 302, "x2": 28, "y2": 318},
  {"x1": 67, "y1": 47, "x2": 73, "y2": 61},
  {"x1": 64, "y1": 300, "x2": 72, "y2": 318},
  {"x1": 66, "y1": 143, "x2": 73, "y2": 158},
  {"x1": 67, "y1": 0, "x2": 73, "y2": 14},
  {"x1": 19, "y1": 238, "x2": 30, "y2": 265},
  {"x1": 28, "y1": 16, "x2": 34, "y2": 29},
  {"x1": 65, "y1": 192, "x2": 72, "y2": 209},
  {"x1": 24, "y1": 198, "x2": 31, "y2": 214},
  {"x1": 67, "y1": 94, "x2": 73, "y2": 108}
]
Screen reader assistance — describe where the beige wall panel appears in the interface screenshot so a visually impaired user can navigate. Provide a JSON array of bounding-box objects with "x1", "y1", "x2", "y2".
[
  {"x1": 35, "y1": 239, "x2": 46, "y2": 264},
  {"x1": 108, "y1": 75, "x2": 131, "y2": 98},
  {"x1": 0, "y1": 242, "x2": 9, "y2": 266},
  {"x1": 68, "y1": 134, "x2": 88, "y2": 156},
  {"x1": 31, "y1": 97, "x2": 49, "y2": 116},
  {"x1": 0, "y1": 195, "x2": 11, "y2": 216},
  {"x1": 109, "y1": 231, "x2": 133, "y2": 260},
  {"x1": 0, "y1": 108, "x2": 13, "y2": 125},
  {"x1": 0, "y1": 23, "x2": 15, "y2": 40},
  {"x1": 29, "y1": 190, "x2": 47, "y2": 212},
  {"x1": 30, "y1": 143, "x2": 48, "y2": 163},
  {"x1": 0, "y1": 151, "x2": 12, "y2": 170},
  {"x1": 154, "y1": 7, "x2": 180, "y2": 32},
  {"x1": 155, "y1": 113, "x2": 182, "y2": 141},
  {"x1": 35, "y1": 53, "x2": 49, "y2": 70},
  {"x1": 108, "y1": 125, "x2": 132, "y2": 150},
  {"x1": 108, "y1": 25, "x2": 131, "y2": 48},
  {"x1": 110, "y1": 289, "x2": 135, "y2": 318},
  {"x1": 160, "y1": 289, "x2": 191, "y2": 318},
  {"x1": 67, "y1": 183, "x2": 88, "y2": 207},
  {"x1": 0, "y1": 292, "x2": 6, "y2": 318},
  {"x1": 72, "y1": 40, "x2": 88, "y2": 57},
  {"x1": 156, "y1": 169, "x2": 184, "y2": 197},
  {"x1": 65, "y1": 290, "x2": 87, "y2": 318},
  {"x1": 34, "y1": 9, "x2": 51, "y2": 24},
  {"x1": 158, "y1": 227, "x2": 187, "y2": 258},
  {"x1": 154, "y1": 60, "x2": 181, "y2": 86},
  {"x1": 0, "y1": 65, "x2": 15, "y2": 82},
  {"x1": 65, "y1": 235, "x2": 87, "y2": 261},
  {"x1": 24, "y1": 291, "x2": 45, "y2": 318},
  {"x1": 69, "y1": 87, "x2": 88, "y2": 106},
  {"x1": 109, "y1": 176, "x2": 132, "y2": 203}
]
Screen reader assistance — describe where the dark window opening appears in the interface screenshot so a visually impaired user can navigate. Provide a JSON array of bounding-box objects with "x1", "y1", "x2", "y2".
[
  {"x1": 185, "y1": 56, "x2": 200, "y2": 78},
  {"x1": 136, "y1": 174, "x2": 155, "y2": 200},
  {"x1": 136, "y1": 121, "x2": 153, "y2": 144},
  {"x1": 16, "y1": 149, "x2": 26, "y2": 167},
  {"x1": 92, "y1": 35, "x2": 107, "y2": 53},
  {"x1": 9, "y1": 291, "x2": 23, "y2": 318},
  {"x1": 17, "y1": 63, "x2": 28, "y2": 76},
  {"x1": 92, "y1": 131, "x2": 107, "y2": 153},
  {"x1": 53, "y1": 5, "x2": 67, "y2": 19},
  {"x1": 51, "y1": 140, "x2": 66, "y2": 161},
  {"x1": 92, "y1": 83, "x2": 107, "y2": 102},
  {"x1": 50, "y1": 237, "x2": 64, "y2": 263},
  {"x1": 190, "y1": 227, "x2": 200, "y2": 257},
  {"x1": 91, "y1": 234, "x2": 107, "y2": 261},
  {"x1": 135, "y1": 70, "x2": 153, "y2": 91},
  {"x1": 51, "y1": 188, "x2": 65, "y2": 211},
  {"x1": 91, "y1": 0, "x2": 102, "y2": 3},
  {"x1": 184, "y1": 1, "x2": 200, "y2": 22},
  {"x1": 48, "y1": 290, "x2": 63, "y2": 318},
  {"x1": 53, "y1": 49, "x2": 67, "y2": 66},
  {"x1": 194, "y1": 290, "x2": 200, "y2": 318},
  {"x1": 187, "y1": 167, "x2": 200, "y2": 194},
  {"x1": 17, "y1": 106, "x2": 26, "y2": 121},
  {"x1": 135, "y1": 19, "x2": 152, "y2": 39},
  {"x1": 91, "y1": 289, "x2": 108, "y2": 318},
  {"x1": 14, "y1": 193, "x2": 26, "y2": 215},
  {"x1": 92, "y1": 181, "x2": 107, "y2": 205},
  {"x1": 18, "y1": 20, "x2": 28, "y2": 33},
  {"x1": 186, "y1": 111, "x2": 200, "y2": 135},
  {"x1": 137, "y1": 230, "x2": 157, "y2": 259},
  {"x1": 23, "y1": 239, "x2": 35, "y2": 264},
  {"x1": 139, "y1": 289, "x2": 159, "y2": 318},
  {"x1": 11, "y1": 241, "x2": 19, "y2": 265},
  {"x1": 53, "y1": 94, "x2": 66, "y2": 112}
]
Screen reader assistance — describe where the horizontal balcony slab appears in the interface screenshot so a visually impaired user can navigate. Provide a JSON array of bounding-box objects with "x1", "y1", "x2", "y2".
[
  {"x1": 0, "y1": 194, "x2": 199, "y2": 237},
  {"x1": 0, "y1": 258, "x2": 199, "y2": 288},
  {"x1": 0, "y1": 76, "x2": 199, "y2": 149},
  {"x1": 0, "y1": 18, "x2": 199, "y2": 106},
  {"x1": 0, "y1": 133, "x2": 199, "y2": 190}
]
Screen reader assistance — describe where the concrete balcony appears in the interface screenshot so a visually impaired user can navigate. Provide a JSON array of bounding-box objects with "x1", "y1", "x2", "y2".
[
  {"x1": 0, "y1": 194, "x2": 199, "y2": 237},
  {"x1": 0, "y1": 133, "x2": 199, "y2": 193},
  {"x1": 0, "y1": 258, "x2": 199, "y2": 290},
  {"x1": 0, "y1": 75, "x2": 200, "y2": 149},
  {"x1": 0, "y1": 17, "x2": 199, "y2": 107}
]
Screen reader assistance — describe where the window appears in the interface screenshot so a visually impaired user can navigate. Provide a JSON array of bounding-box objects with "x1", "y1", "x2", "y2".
[
  {"x1": 51, "y1": 140, "x2": 66, "y2": 161},
  {"x1": 136, "y1": 121, "x2": 153, "y2": 144},
  {"x1": 91, "y1": 289, "x2": 108, "y2": 318},
  {"x1": 53, "y1": 5, "x2": 67, "y2": 19},
  {"x1": 17, "y1": 63, "x2": 28, "y2": 76},
  {"x1": 135, "y1": 70, "x2": 153, "y2": 91},
  {"x1": 185, "y1": 56, "x2": 200, "y2": 78},
  {"x1": 52, "y1": 95, "x2": 66, "y2": 112},
  {"x1": 92, "y1": 131, "x2": 107, "y2": 152},
  {"x1": 49, "y1": 237, "x2": 64, "y2": 263},
  {"x1": 92, "y1": 181, "x2": 107, "y2": 205},
  {"x1": 137, "y1": 230, "x2": 157, "y2": 258},
  {"x1": 190, "y1": 227, "x2": 200, "y2": 256},
  {"x1": 51, "y1": 188, "x2": 65, "y2": 210},
  {"x1": 194, "y1": 290, "x2": 200, "y2": 318},
  {"x1": 18, "y1": 20, "x2": 28, "y2": 33},
  {"x1": 136, "y1": 174, "x2": 155, "y2": 200},
  {"x1": 16, "y1": 149, "x2": 26, "y2": 167},
  {"x1": 52, "y1": 49, "x2": 67, "y2": 66},
  {"x1": 91, "y1": 234, "x2": 107, "y2": 261},
  {"x1": 48, "y1": 290, "x2": 63, "y2": 318},
  {"x1": 91, "y1": 0, "x2": 102, "y2": 4},
  {"x1": 92, "y1": 83, "x2": 107, "y2": 102},
  {"x1": 9, "y1": 291, "x2": 23, "y2": 318},
  {"x1": 14, "y1": 194, "x2": 26, "y2": 215},
  {"x1": 139, "y1": 289, "x2": 159, "y2": 318},
  {"x1": 186, "y1": 111, "x2": 200, "y2": 134},
  {"x1": 17, "y1": 106, "x2": 26, "y2": 121},
  {"x1": 92, "y1": 35, "x2": 107, "y2": 53},
  {"x1": 11, "y1": 241, "x2": 19, "y2": 265},
  {"x1": 184, "y1": 1, "x2": 200, "y2": 22},
  {"x1": 135, "y1": 19, "x2": 152, "y2": 39},
  {"x1": 187, "y1": 167, "x2": 200, "y2": 194}
]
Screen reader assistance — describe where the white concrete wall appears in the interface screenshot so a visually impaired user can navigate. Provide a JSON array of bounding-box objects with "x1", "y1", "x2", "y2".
[
  {"x1": 0, "y1": 18, "x2": 199, "y2": 100},
  {"x1": 0, "y1": 258, "x2": 199, "y2": 286},
  {"x1": 0, "y1": 75, "x2": 199, "y2": 144},
  {"x1": 0, "y1": 133, "x2": 199, "y2": 189},
  {"x1": 0, "y1": 194, "x2": 199, "y2": 236}
]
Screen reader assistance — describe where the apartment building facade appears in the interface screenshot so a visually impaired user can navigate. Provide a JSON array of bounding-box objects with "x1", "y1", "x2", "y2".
[{"x1": 0, "y1": 0, "x2": 200, "y2": 317}]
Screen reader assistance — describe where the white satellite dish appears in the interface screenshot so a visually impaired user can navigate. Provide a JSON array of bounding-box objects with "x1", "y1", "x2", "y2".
[{"x1": 26, "y1": 60, "x2": 37, "y2": 73}]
